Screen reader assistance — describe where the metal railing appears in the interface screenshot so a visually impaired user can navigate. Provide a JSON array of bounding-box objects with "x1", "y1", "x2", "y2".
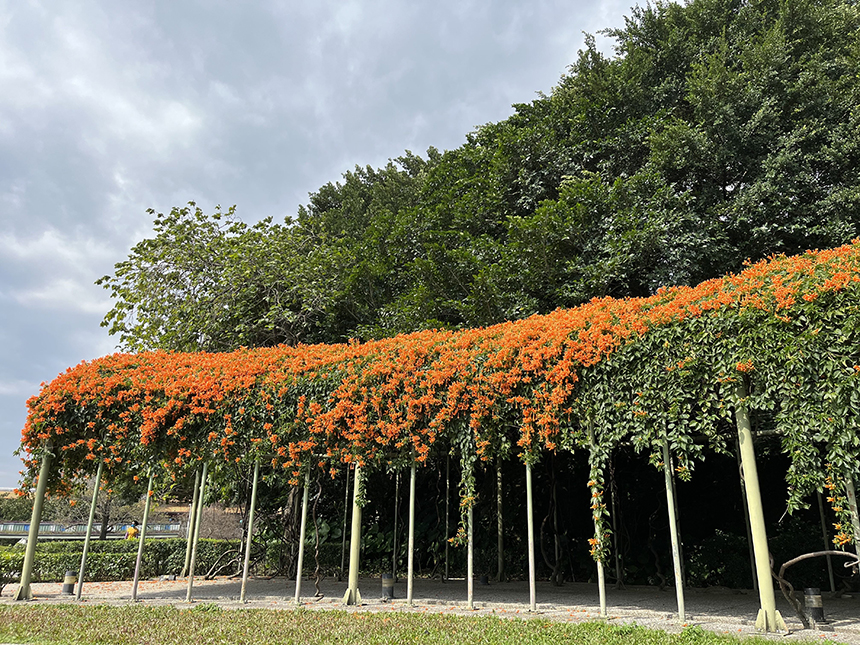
[{"x1": 0, "y1": 522, "x2": 182, "y2": 539}]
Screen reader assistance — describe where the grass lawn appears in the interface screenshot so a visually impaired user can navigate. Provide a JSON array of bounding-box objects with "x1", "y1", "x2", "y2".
[{"x1": 0, "y1": 604, "x2": 824, "y2": 645}]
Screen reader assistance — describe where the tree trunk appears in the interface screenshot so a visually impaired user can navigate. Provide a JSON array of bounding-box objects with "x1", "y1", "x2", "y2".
[{"x1": 98, "y1": 491, "x2": 112, "y2": 540}]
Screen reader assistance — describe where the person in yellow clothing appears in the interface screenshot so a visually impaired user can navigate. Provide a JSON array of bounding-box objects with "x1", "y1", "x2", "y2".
[{"x1": 125, "y1": 521, "x2": 140, "y2": 539}]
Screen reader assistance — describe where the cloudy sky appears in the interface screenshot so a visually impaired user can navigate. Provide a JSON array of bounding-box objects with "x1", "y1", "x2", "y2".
[{"x1": 0, "y1": 0, "x2": 633, "y2": 489}]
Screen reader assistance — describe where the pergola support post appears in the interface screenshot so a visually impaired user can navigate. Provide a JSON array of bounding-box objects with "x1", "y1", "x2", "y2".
[
  {"x1": 75, "y1": 460, "x2": 104, "y2": 601},
  {"x1": 662, "y1": 441, "x2": 686, "y2": 622},
  {"x1": 467, "y1": 503, "x2": 474, "y2": 610},
  {"x1": 525, "y1": 462, "x2": 536, "y2": 612},
  {"x1": 294, "y1": 469, "x2": 311, "y2": 605},
  {"x1": 131, "y1": 468, "x2": 155, "y2": 601},
  {"x1": 340, "y1": 467, "x2": 350, "y2": 580},
  {"x1": 392, "y1": 470, "x2": 399, "y2": 582},
  {"x1": 240, "y1": 459, "x2": 260, "y2": 603},
  {"x1": 816, "y1": 492, "x2": 836, "y2": 593},
  {"x1": 407, "y1": 462, "x2": 416, "y2": 606},
  {"x1": 343, "y1": 465, "x2": 363, "y2": 605},
  {"x1": 735, "y1": 383, "x2": 785, "y2": 632},
  {"x1": 496, "y1": 458, "x2": 504, "y2": 583},
  {"x1": 14, "y1": 446, "x2": 52, "y2": 601},
  {"x1": 185, "y1": 461, "x2": 208, "y2": 603},
  {"x1": 596, "y1": 560, "x2": 607, "y2": 617},
  {"x1": 735, "y1": 437, "x2": 758, "y2": 591},
  {"x1": 844, "y1": 474, "x2": 860, "y2": 556},
  {"x1": 587, "y1": 421, "x2": 607, "y2": 618},
  {"x1": 444, "y1": 455, "x2": 450, "y2": 581},
  {"x1": 181, "y1": 467, "x2": 201, "y2": 578}
]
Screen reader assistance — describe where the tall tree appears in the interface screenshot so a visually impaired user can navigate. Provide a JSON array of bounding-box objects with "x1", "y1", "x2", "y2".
[{"x1": 100, "y1": 0, "x2": 860, "y2": 349}]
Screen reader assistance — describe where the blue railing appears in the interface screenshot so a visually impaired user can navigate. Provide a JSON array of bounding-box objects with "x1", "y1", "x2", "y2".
[{"x1": 0, "y1": 522, "x2": 182, "y2": 539}]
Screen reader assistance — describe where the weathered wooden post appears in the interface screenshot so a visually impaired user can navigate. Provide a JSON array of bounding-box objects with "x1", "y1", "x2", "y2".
[
  {"x1": 525, "y1": 461, "x2": 536, "y2": 611},
  {"x1": 661, "y1": 440, "x2": 686, "y2": 622},
  {"x1": 75, "y1": 460, "x2": 104, "y2": 600},
  {"x1": 14, "y1": 445, "x2": 53, "y2": 601},
  {"x1": 343, "y1": 465, "x2": 363, "y2": 605},
  {"x1": 240, "y1": 459, "x2": 260, "y2": 603},
  {"x1": 185, "y1": 460, "x2": 208, "y2": 603},
  {"x1": 131, "y1": 468, "x2": 155, "y2": 600},
  {"x1": 735, "y1": 382, "x2": 786, "y2": 632},
  {"x1": 294, "y1": 469, "x2": 311, "y2": 605}
]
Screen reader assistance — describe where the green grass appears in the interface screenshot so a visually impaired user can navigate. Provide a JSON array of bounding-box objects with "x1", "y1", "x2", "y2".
[{"x1": 0, "y1": 604, "x2": 828, "y2": 645}]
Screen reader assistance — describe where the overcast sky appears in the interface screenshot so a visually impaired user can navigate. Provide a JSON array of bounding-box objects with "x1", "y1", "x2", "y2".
[{"x1": 0, "y1": 0, "x2": 633, "y2": 489}]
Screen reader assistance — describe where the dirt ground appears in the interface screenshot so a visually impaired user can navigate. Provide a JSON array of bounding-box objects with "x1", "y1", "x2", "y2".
[{"x1": 3, "y1": 575, "x2": 859, "y2": 643}]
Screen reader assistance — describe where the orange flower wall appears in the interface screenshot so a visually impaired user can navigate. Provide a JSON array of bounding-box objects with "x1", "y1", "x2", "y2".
[{"x1": 19, "y1": 241, "x2": 860, "y2": 510}]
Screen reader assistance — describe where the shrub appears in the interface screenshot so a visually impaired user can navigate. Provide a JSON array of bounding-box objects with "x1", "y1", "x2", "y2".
[{"x1": 2, "y1": 539, "x2": 241, "y2": 582}]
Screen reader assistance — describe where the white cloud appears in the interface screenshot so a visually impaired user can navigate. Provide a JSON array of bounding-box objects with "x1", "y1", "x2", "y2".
[
  {"x1": 10, "y1": 277, "x2": 109, "y2": 314},
  {"x1": 0, "y1": 228, "x2": 114, "y2": 314},
  {"x1": 0, "y1": 0, "x2": 634, "y2": 491},
  {"x1": 0, "y1": 228, "x2": 113, "y2": 266},
  {"x1": 0, "y1": 379, "x2": 39, "y2": 398}
]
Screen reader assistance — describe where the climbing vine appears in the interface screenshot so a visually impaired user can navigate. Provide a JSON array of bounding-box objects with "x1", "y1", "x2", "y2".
[{"x1": 18, "y1": 242, "x2": 860, "y2": 560}]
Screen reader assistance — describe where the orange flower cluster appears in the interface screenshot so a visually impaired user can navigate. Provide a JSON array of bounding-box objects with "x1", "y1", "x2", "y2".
[{"x1": 18, "y1": 241, "x2": 860, "y2": 492}]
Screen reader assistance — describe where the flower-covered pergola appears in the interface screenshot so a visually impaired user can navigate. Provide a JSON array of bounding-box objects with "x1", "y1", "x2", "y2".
[{"x1": 15, "y1": 242, "x2": 860, "y2": 630}]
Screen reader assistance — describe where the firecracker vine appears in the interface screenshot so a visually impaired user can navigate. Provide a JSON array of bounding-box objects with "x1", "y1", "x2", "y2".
[{"x1": 16, "y1": 241, "x2": 860, "y2": 562}]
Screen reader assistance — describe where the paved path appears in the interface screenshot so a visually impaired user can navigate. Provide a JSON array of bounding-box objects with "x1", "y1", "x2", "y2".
[{"x1": 3, "y1": 576, "x2": 859, "y2": 643}]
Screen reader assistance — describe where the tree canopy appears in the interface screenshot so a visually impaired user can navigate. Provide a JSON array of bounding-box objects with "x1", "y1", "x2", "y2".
[{"x1": 98, "y1": 0, "x2": 860, "y2": 350}]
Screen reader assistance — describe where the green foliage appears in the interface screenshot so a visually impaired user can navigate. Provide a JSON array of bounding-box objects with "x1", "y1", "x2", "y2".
[
  {"x1": 0, "y1": 549, "x2": 23, "y2": 596},
  {"x1": 0, "y1": 495, "x2": 43, "y2": 521},
  {"x1": 1, "y1": 539, "x2": 240, "y2": 583},
  {"x1": 686, "y1": 530, "x2": 753, "y2": 589},
  {"x1": 99, "y1": 0, "x2": 860, "y2": 348}
]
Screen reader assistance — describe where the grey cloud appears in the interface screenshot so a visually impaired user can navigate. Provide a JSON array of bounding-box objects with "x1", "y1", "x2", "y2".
[{"x1": 0, "y1": 0, "x2": 632, "y2": 487}]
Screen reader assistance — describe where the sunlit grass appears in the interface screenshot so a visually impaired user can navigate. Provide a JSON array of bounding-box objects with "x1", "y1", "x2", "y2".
[{"x1": 0, "y1": 604, "x2": 820, "y2": 645}]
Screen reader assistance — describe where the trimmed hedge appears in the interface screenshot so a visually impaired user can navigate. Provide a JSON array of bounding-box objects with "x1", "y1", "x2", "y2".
[{"x1": 0, "y1": 539, "x2": 241, "y2": 583}]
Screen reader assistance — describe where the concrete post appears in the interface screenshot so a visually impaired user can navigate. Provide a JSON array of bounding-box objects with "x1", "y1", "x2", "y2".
[
  {"x1": 75, "y1": 460, "x2": 104, "y2": 600},
  {"x1": 735, "y1": 437, "x2": 758, "y2": 591},
  {"x1": 181, "y1": 468, "x2": 201, "y2": 578},
  {"x1": 844, "y1": 474, "x2": 860, "y2": 556},
  {"x1": 185, "y1": 460, "x2": 208, "y2": 602},
  {"x1": 407, "y1": 462, "x2": 416, "y2": 605},
  {"x1": 587, "y1": 421, "x2": 607, "y2": 618},
  {"x1": 343, "y1": 465, "x2": 363, "y2": 605},
  {"x1": 526, "y1": 462, "x2": 536, "y2": 611},
  {"x1": 816, "y1": 492, "x2": 836, "y2": 593},
  {"x1": 662, "y1": 441, "x2": 686, "y2": 622},
  {"x1": 14, "y1": 446, "x2": 53, "y2": 601},
  {"x1": 444, "y1": 455, "x2": 450, "y2": 581},
  {"x1": 735, "y1": 382, "x2": 785, "y2": 632},
  {"x1": 240, "y1": 459, "x2": 260, "y2": 603},
  {"x1": 340, "y1": 467, "x2": 351, "y2": 579},
  {"x1": 392, "y1": 470, "x2": 399, "y2": 582},
  {"x1": 467, "y1": 503, "x2": 474, "y2": 610},
  {"x1": 294, "y1": 468, "x2": 311, "y2": 605},
  {"x1": 497, "y1": 458, "x2": 504, "y2": 583},
  {"x1": 131, "y1": 468, "x2": 155, "y2": 600},
  {"x1": 597, "y1": 560, "x2": 607, "y2": 617}
]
